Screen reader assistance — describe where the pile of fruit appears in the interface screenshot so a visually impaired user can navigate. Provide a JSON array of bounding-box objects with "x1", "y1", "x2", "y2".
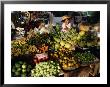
[
  {"x1": 59, "y1": 56, "x2": 80, "y2": 70},
  {"x1": 11, "y1": 61, "x2": 32, "y2": 77},
  {"x1": 11, "y1": 40, "x2": 38, "y2": 57},
  {"x1": 31, "y1": 61, "x2": 61, "y2": 77},
  {"x1": 11, "y1": 25, "x2": 99, "y2": 77},
  {"x1": 53, "y1": 29, "x2": 78, "y2": 51},
  {"x1": 11, "y1": 30, "x2": 50, "y2": 57},
  {"x1": 77, "y1": 31, "x2": 98, "y2": 48}
]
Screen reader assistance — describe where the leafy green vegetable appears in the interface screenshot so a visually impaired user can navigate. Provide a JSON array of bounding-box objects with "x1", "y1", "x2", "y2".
[{"x1": 74, "y1": 51, "x2": 95, "y2": 63}]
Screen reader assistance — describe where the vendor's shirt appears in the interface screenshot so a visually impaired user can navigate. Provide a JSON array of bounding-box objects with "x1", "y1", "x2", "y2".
[{"x1": 61, "y1": 23, "x2": 71, "y2": 32}]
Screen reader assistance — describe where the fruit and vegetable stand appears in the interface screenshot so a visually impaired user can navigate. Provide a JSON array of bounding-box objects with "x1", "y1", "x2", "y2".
[{"x1": 11, "y1": 11, "x2": 100, "y2": 77}]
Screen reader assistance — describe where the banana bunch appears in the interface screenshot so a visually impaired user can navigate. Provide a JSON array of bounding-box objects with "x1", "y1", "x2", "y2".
[
  {"x1": 11, "y1": 37, "x2": 27, "y2": 47},
  {"x1": 28, "y1": 45, "x2": 38, "y2": 53},
  {"x1": 12, "y1": 42, "x2": 39, "y2": 57},
  {"x1": 11, "y1": 48, "x2": 22, "y2": 57}
]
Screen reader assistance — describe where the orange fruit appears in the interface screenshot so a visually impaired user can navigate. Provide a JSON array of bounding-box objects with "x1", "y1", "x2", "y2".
[
  {"x1": 68, "y1": 63, "x2": 72, "y2": 67},
  {"x1": 63, "y1": 64, "x2": 68, "y2": 68}
]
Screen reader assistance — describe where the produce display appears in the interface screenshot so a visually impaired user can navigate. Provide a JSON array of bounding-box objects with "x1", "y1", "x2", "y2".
[
  {"x1": 53, "y1": 28, "x2": 78, "y2": 51},
  {"x1": 77, "y1": 31, "x2": 98, "y2": 48},
  {"x1": 11, "y1": 61, "x2": 32, "y2": 77},
  {"x1": 11, "y1": 11, "x2": 100, "y2": 77},
  {"x1": 74, "y1": 51, "x2": 96, "y2": 64},
  {"x1": 59, "y1": 56, "x2": 80, "y2": 70},
  {"x1": 31, "y1": 61, "x2": 61, "y2": 77},
  {"x1": 11, "y1": 37, "x2": 38, "y2": 57}
]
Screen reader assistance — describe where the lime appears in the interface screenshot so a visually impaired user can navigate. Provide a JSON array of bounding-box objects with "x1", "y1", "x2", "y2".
[
  {"x1": 15, "y1": 63, "x2": 20, "y2": 68},
  {"x1": 15, "y1": 71, "x2": 20, "y2": 76},
  {"x1": 21, "y1": 74, "x2": 26, "y2": 77},
  {"x1": 17, "y1": 68, "x2": 21, "y2": 71},
  {"x1": 22, "y1": 69, "x2": 26, "y2": 73},
  {"x1": 12, "y1": 68, "x2": 16, "y2": 72},
  {"x1": 22, "y1": 65, "x2": 26, "y2": 69}
]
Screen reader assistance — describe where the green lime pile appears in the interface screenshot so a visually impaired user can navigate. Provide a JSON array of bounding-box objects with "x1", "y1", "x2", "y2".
[
  {"x1": 11, "y1": 61, "x2": 32, "y2": 77},
  {"x1": 31, "y1": 61, "x2": 61, "y2": 77}
]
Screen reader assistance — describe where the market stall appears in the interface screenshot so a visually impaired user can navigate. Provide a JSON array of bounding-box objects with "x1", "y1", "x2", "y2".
[{"x1": 11, "y1": 11, "x2": 100, "y2": 77}]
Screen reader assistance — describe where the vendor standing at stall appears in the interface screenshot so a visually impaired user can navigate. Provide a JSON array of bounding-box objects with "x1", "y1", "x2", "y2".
[{"x1": 61, "y1": 15, "x2": 72, "y2": 32}]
